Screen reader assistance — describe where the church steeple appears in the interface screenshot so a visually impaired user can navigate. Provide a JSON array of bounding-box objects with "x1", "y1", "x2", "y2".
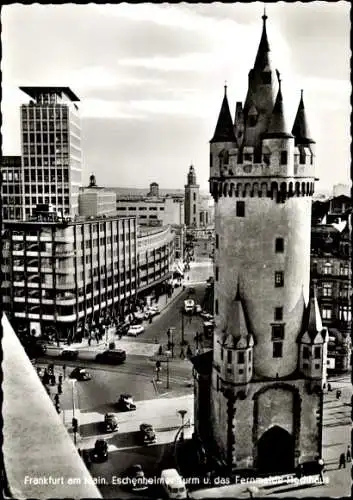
[
  {"x1": 210, "y1": 84, "x2": 236, "y2": 143},
  {"x1": 264, "y1": 72, "x2": 293, "y2": 139},
  {"x1": 292, "y1": 90, "x2": 315, "y2": 145},
  {"x1": 254, "y1": 8, "x2": 270, "y2": 72}
]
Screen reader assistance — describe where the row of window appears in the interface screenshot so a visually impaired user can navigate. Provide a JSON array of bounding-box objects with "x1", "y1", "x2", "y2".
[
  {"x1": 321, "y1": 305, "x2": 351, "y2": 321},
  {"x1": 1, "y1": 171, "x2": 20, "y2": 182},
  {"x1": 211, "y1": 151, "x2": 313, "y2": 167},
  {"x1": 24, "y1": 196, "x2": 70, "y2": 206},
  {"x1": 321, "y1": 262, "x2": 349, "y2": 276},
  {"x1": 322, "y1": 282, "x2": 350, "y2": 297},
  {"x1": 23, "y1": 185, "x2": 70, "y2": 194},
  {"x1": 118, "y1": 206, "x2": 164, "y2": 211},
  {"x1": 22, "y1": 107, "x2": 68, "y2": 119},
  {"x1": 221, "y1": 348, "x2": 252, "y2": 364},
  {"x1": 23, "y1": 157, "x2": 71, "y2": 167}
]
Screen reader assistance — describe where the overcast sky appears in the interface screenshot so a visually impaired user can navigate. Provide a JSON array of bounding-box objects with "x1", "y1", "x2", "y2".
[{"x1": 2, "y1": 2, "x2": 350, "y2": 192}]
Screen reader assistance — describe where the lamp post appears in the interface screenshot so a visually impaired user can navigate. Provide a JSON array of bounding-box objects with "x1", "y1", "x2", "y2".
[
  {"x1": 177, "y1": 409, "x2": 188, "y2": 441},
  {"x1": 165, "y1": 350, "x2": 171, "y2": 389},
  {"x1": 180, "y1": 308, "x2": 186, "y2": 346},
  {"x1": 71, "y1": 379, "x2": 78, "y2": 445}
]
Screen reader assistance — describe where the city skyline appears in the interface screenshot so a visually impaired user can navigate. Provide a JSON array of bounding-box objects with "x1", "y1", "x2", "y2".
[{"x1": 2, "y1": 2, "x2": 350, "y2": 192}]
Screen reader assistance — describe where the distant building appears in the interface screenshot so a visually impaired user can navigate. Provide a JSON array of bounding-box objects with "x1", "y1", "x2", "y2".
[
  {"x1": 199, "y1": 193, "x2": 214, "y2": 227},
  {"x1": 19, "y1": 86, "x2": 83, "y2": 219},
  {"x1": 184, "y1": 165, "x2": 200, "y2": 227},
  {"x1": 79, "y1": 174, "x2": 117, "y2": 217},
  {"x1": 333, "y1": 183, "x2": 350, "y2": 198},
  {"x1": 116, "y1": 183, "x2": 184, "y2": 227},
  {"x1": 311, "y1": 196, "x2": 352, "y2": 372},
  {"x1": 1, "y1": 155, "x2": 23, "y2": 220}
]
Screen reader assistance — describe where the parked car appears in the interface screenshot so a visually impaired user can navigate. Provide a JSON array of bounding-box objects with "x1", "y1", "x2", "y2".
[
  {"x1": 149, "y1": 305, "x2": 160, "y2": 314},
  {"x1": 203, "y1": 321, "x2": 215, "y2": 337},
  {"x1": 188, "y1": 287, "x2": 196, "y2": 295},
  {"x1": 61, "y1": 348, "x2": 79, "y2": 360},
  {"x1": 195, "y1": 304, "x2": 202, "y2": 314},
  {"x1": 200, "y1": 311, "x2": 214, "y2": 321},
  {"x1": 103, "y1": 413, "x2": 118, "y2": 432},
  {"x1": 144, "y1": 308, "x2": 159, "y2": 320},
  {"x1": 69, "y1": 367, "x2": 91, "y2": 381},
  {"x1": 116, "y1": 323, "x2": 130, "y2": 336},
  {"x1": 91, "y1": 439, "x2": 108, "y2": 462},
  {"x1": 127, "y1": 325, "x2": 144, "y2": 337},
  {"x1": 117, "y1": 393, "x2": 136, "y2": 411},
  {"x1": 139, "y1": 423, "x2": 156, "y2": 445},
  {"x1": 295, "y1": 460, "x2": 323, "y2": 479},
  {"x1": 95, "y1": 349, "x2": 126, "y2": 364},
  {"x1": 123, "y1": 464, "x2": 149, "y2": 492}
]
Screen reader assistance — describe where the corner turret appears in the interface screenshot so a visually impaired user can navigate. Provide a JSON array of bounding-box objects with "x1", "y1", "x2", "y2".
[
  {"x1": 210, "y1": 85, "x2": 236, "y2": 144},
  {"x1": 292, "y1": 90, "x2": 316, "y2": 178}
]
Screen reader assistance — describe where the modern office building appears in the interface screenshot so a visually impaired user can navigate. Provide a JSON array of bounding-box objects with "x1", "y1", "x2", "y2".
[
  {"x1": 79, "y1": 174, "x2": 117, "y2": 217},
  {"x1": 136, "y1": 225, "x2": 175, "y2": 302},
  {"x1": 184, "y1": 165, "x2": 200, "y2": 227},
  {"x1": 2, "y1": 213, "x2": 137, "y2": 342},
  {"x1": 0, "y1": 155, "x2": 23, "y2": 220},
  {"x1": 19, "y1": 86, "x2": 82, "y2": 219},
  {"x1": 116, "y1": 183, "x2": 184, "y2": 227},
  {"x1": 193, "y1": 13, "x2": 327, "y2": 473}
]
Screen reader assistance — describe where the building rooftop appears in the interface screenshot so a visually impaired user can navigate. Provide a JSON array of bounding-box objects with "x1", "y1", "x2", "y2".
[
  {"x1": 2, "y1": 313, "x2": 101, "y2": 499},
  {"x1": 20, "y1": 86, "x2": 80, "y2": 102}
]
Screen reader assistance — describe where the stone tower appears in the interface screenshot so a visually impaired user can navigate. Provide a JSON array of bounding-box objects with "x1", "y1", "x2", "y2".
[
  {"x1": 184, "y1": 165, "x2": 200, "y2": 227},
  {"x1": 203, "y1": 13, "x2": 327, "y2": 473}
]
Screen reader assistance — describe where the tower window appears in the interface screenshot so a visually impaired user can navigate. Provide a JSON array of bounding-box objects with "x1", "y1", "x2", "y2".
[
  {"x1": 248, "y1": 116, "x2": 257, "y2": 127},
  {"x1": 263, "y1": 153, "x2": 271, "y2": 166},
  {"x1": 237, "y1": 351, "x2": 245, "y2": 364},
  {"x1": 193, "y1": 204, "x2": 196, "y2": 214},
  {"x1": 271, "y1": 325, "x2": 285, "y2": 340},
  {"x1": 322, "y1": 307, "x2": 332, "y2": 320},
  {"x1": 236, "y1": 201, "x2": 245, "y2": 217},
  {"x1": 215, "y1": 299, "x2": 219, "y2": 315},
  {"x1": 274, "y1": 307, "x2": 283, "y2": 321},
  {"x1": 303, "y1": 346, "x2": 310, "y2": 360},
  {"x1": 248, "y1": 350, "x2": 252, "y2": 362},
  {"x1": 274, "y1": 271, "x2": 284, "y2": 287},
  {"x1": 314, "y1": 346, "x2": 321, "y2": 359},
  {"x1": 215, "y1": 233, "x2": 219, "y2": 249},
  {"x1": 275, "y1": 238, "x2": 284, "y2": 253},
  {"x1": 215, "y1": 266, "x2": 219, "y2": 281},
  {"x1": 323, "y1": 283, "x2": 332, "y2": 297},
  {"x1": 221, "y1": 347, "x2": 224, "y2": 361},
  {"x1": 280, "y1": 151, "x2": 288, "y2": 165},
  {"x1": 244, "y1": 153, "x2": 252, "y2": 162},
  {"x1": 193, "y1": 193, "x2": 196, "y2": 201},
  {"x1": 227, "y1": 350, "x2": 232, "y2": 364},
  {"x1": 210, "y1": 152, "x2": 213, "y2": 167},
  {"x1": 273, "y1": 342, "x2": 283, "y2": 358}
]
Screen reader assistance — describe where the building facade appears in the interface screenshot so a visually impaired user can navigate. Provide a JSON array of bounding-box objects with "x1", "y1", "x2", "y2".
[
  {"x1": 2, "y1": 214, "x2": 137, "y2": 341},
  {"x1": 79, "y1": 174, "x2": 117, "y2": 217},
  {"x1": 311, "y1": 197, "x2": 351, "y2": 372},
  {"x1": 1, "y1": 155, "x2": 23, "y2": 220},
  {"x1": 116, "y1": 183, "x2": 184, "y2": 227},
  {"x1": 184, "y1": 165, "x2": 200, "y2": 227},
  {"x1": 193, "y1": 14, "x2": 327, "y2": 474},
  {"x1": 20, "y1": 87, "x2": 82, "y2": 219}
]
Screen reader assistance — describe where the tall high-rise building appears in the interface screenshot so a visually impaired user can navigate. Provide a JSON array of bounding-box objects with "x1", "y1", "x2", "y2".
[
  {"x1": 193, "y1": 14, "x2": 328, "y2": 474},
  {"x1": 19, "y1": 87, "x2": 82, "y2": 219},
  {"x1": 0, "y1": 155, "x2": 23, "y2": 220},
  {"x1": 184, "y1": 165, "x2": 200, "y2": 227}
]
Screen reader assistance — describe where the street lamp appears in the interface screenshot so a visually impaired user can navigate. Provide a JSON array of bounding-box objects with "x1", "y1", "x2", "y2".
[
  {"x1": 177, "y1": 409, "x2": 188, "y2": 441},
  {"x1": 165, "y1": 350, "x2": 171, "y2": 389},
  {"x1": 71, "y1": 379, "x2": 78, "y2": 445}
]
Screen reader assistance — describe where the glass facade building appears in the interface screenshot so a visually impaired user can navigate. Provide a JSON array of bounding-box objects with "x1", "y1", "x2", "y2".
[{"x1": 19, "y1": 87, "x2": 82, "y2": 219}]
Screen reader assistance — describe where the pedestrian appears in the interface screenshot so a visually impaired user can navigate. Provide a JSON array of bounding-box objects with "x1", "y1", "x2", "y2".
[
  {"x1": 187, "y1": 345, "x2": 193, "y2": 357},
  {"x1": 58, "y1": 374, "x2": 63, "y2": 385},
  {"x1": 50, "y1": 374, "x2": 56, "y2": 386},
  {"x1": 339, "y1": 452, "x2": 346, "y2": 469},
  {"x1": 180, "y1": 348, "x2": 185, "y2": 359},
  {"x1": 149, "y1": 316, "x2": 153, "y2": 324},
  {"x1": 58, "y1": 383, "x2": 62, "y2": 395},
  {"x1": 318, "y1": 458, "x2": 324, "y2": 483},
  {"x1": 158, "y1": 345, "x2": 163, "y2": 356},
  {"x1": 88, "y1": 336, "x2": 91, "y2": 346},
  {"x1": 54, "y1": 393, "x2": 60, "y2": 404},
  {"x1": 96, "y1": 333, "x2": 99, "y2": 345},
  {"x1": 346, "y1": 445, "x2": 351, "y2": 462},
  {"x1": 62, "y1": 364, "x2": 66, "y2": 378},
  {"x1": 327, "y1": 383, "x2": 332, "y2": 392},
  {"x1": 336, "y1": 389, "x2": 341, "y2": 400}
]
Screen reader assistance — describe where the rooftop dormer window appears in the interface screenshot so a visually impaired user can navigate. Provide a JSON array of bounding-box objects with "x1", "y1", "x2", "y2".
[{"x1": 261, "y1": 71, "x2": 272, "y2": 84}]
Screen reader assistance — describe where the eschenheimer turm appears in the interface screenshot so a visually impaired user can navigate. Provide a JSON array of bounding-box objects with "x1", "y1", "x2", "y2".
[{"x1": 192, "y1": 13, "x2": 328, "y2": 473}]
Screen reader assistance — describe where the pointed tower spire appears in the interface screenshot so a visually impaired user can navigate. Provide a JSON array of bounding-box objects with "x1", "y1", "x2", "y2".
[
  {"x1": 291, "y1": 89, "x2": 315, "y2": 145},
  {"x1": 263, "y1": 73, "x2": 293, "y2": 139},
  {"x1": 307, "y1": 286, "x2": 323, "y2": 337},
  {"x1": 210, "y1": 84, "x2": 236, "y2": 143},
  {"x1": 253, "y1": 7, "x2": 270, "y2": 71}
]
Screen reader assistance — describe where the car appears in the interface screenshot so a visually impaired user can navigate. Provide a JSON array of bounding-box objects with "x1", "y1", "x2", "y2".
[
  {"x1": 195, "y1": 304, "x2": 202, "y2": 314},
  {"x1": 123, "y1": 464, "x2": 149, "y2": 491},
  {"x1": 187, "y1": 287, "x2": 196, "y2": 295},
  {"x1": 61, "y1": 348, "x2": 79, "y2": 360},
  {"x1": 139, "y1": 423, "x2": 156, "y2": 445},
  {"x1": 144, "y1": 308, "x2": 159, "y2": 320},
  {"x1": 91, "y1": 439, "x2": 108, "y2": 462},
  {"x1": 95, "y1": 349, "x2": 126, "y2": 364},
  {"x1": 69, "y1": 367, "x2": 91, "y2": 381},
  {"x1": 184, "y1": 299, "x2": 195, "y2": 313},
  {"x1": 295, "y1": 460, "x2": 323, "y2": 479},
  {"x1": 117, "y1": 393, "x2": 136, "y2": 411},
  {"x1": 103, "y1": 413, "x2": 118, "y2": 432},
  {"x1": 127, "y1": 324, "x2": 144, "y2": 337},
  {"x1": 149, "y1": 305, "x2": 160, "y2": 314},
  {"x1": 200, "y1": 311, "x2": 214, "y2": 321},
  {"x1": 160, "y1": 469, "x2": 187, "y2": 499},
  {"x1": 116, "y1": 323, "x2": 130, "y2": 336}
]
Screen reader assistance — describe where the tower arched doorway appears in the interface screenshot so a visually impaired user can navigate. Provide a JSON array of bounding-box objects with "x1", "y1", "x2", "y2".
[{"x1": 257, "y1": 426, "x2": 294, "y2": 473}]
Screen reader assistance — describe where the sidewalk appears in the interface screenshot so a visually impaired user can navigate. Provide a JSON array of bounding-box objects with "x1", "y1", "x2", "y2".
[{"x1": 45, "y1": 284, "x2": 185, "y2": 355}]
